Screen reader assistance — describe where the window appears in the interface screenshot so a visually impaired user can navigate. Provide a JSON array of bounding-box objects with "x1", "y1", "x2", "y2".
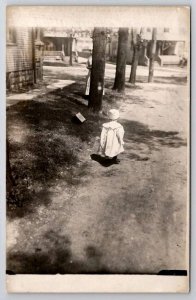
[
  {"x1": 6, "y1": 27, "x2": 17, "y2": 45},
  {"x1": 147, "y1": 28, "x2": 151, "y2": 33},
  {"x1": 164, "y1": 28, "x2": 170, "y2": 33}
]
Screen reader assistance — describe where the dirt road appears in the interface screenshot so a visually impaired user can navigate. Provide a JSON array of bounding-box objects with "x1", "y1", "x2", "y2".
[{"x1": 7, "y1": 64, "x2": 189, "y2": 274}]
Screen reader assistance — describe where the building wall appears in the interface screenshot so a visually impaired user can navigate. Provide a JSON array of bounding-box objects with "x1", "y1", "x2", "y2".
[{"x1": 6, "y1": 27, "x2": 43, "y2": 91}]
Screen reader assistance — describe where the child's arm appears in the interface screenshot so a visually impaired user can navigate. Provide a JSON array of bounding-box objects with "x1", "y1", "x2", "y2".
[
  {"x1": 117, "y1": 126, "x2": 124, "y2": 145},
  {"x1": 86, "y1": 56, "x2": 92, "y2": 69},
  {"x1": 98, "y1": 126, "x2": 107, "y2": 154}
]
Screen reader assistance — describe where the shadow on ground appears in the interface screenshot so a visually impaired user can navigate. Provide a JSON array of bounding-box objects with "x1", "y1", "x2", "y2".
[
  {"x1": 6, "y1": 227, "x2": 163, "y2": 274},
  {"x1": 91, "y1": 154, "x2": 120, "y2": 167},
  {"x1": 43, "y1": 66, "x2": 86, "y2": 83},
  {"x1": 7, "y1": 78, "x2": 186, "y2": 220},
  {"x1": 7, "y1": 229, "x2": 109, "y2": 274},
  {"x1": 121, "y1": 119, "x2": 187, "y2": 151},
  {"x1": 137, "y1": 75, "x2": 187, "y2": 85},
  {"x1": 6, "y1": 83, "x2": 107, "y2": 219}
]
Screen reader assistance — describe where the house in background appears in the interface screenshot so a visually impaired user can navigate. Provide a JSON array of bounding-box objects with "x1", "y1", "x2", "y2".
[
  {"x1": 41, "y1": 28, "x2": 94, "y2": 64},
  {"x1": 42, "y1": 28, "x2": 78, "y2": 65},
  {"x1": 6, "y1": 27, "x2": 44, "y2": 92},
  {"x1": 107, "y1": 27, "x2": 188, "y2": 66},
  {"x1": 6, "y1": 26, "x2": 188, "y2": 93},
  {"x1": 140, "y1": 27, "x2": 188, "y2": 66}
]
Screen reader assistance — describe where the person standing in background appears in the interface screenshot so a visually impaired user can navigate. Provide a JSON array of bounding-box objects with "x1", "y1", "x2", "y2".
[{"x1": 84, "y1": 50, "x2": 92, "y2": 97}]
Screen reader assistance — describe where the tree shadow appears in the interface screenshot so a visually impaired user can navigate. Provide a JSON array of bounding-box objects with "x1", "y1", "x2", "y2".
[
  {"x1": 7, "y1": 185, "x2": 52, "y2": 220},
  {"x1": 7, "y1": 231, "x2": 75, "y2": 274},
  {"x1": 7, "y1": 79, "x2": 186, "y2": 220},
  {"x1": 7, "y1": 230, "x2": 109, "y2": 274},
  {"x1": 128, "y1": 153, "x2": 149, "y2": 161},
  {"x1": 104, "y1": 74, "x2": 187, "y2": 90},
  {"x1": 125, "y1": 83, "x2": 143, "y2": 90},
  {"x1": 8, "y1": 225, "x2": 153, "y2": 274},
  {"x1": 137, "y1": 75, "x2": 187, "y2": 85},
  {"x1": 7, "y1": 87, "x2": 107, "y2": 219},
  {"x1": 43, "y1": 67, "x2": 86, "y2": 83},
  {"x1": 120, "y1": 119, "x2": 186, "y2": 151}
]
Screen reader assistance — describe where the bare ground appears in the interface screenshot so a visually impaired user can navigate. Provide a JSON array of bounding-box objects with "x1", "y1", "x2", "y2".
[{"x1": 6, "y1": 64, "x2": 189, "y2": 274}]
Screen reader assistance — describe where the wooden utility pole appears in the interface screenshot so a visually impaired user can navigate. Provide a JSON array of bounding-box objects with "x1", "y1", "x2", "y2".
[
  {"x1": 148, "y1": 28, "x2": 157, "y2": 82},
  {"x1": 34, "y1": 28, "x2": 44, "y2": 81},
  {"x1": 113, "y1": 28, "x2": 129, "y2": 92},
  {"x1": 88, "y1": 27, "x2": 107, "y2": 112},
  {"x1": 32, "y1": 28, "x2": 37, "y2": 84},
  {"x1": 129, "y1": 28, "x2": 141, "y2": 84}
]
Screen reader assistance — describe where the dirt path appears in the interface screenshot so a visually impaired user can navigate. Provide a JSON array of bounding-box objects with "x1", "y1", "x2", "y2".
[{"x1": 7, "y1": 65, "x2": 188, "y2": 274}]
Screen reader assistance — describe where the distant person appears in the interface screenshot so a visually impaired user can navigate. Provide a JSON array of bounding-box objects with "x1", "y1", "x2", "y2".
[
  {"x1": 84, "y1": 50, "x2": 92, "y2": 97},
  {"x1": 74, "y1": 50, "x2": 79, "y2": 63},
  {"x1": 84, "y1": 49, "x2": 105, "y2": 98},
  {"x1": 98, "y1": 109, "x2": 124, "y2": 164}
]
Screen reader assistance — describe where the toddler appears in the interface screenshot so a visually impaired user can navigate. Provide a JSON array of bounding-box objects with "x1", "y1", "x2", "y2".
[{"x1": 98, "y1": 109, "x2": 124, "y2": 163}]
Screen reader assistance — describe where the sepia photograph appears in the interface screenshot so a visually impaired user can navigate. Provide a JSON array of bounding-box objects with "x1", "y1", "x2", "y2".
[{"x1": 5, "y1": 6, "x2": 190, "y2": 293}]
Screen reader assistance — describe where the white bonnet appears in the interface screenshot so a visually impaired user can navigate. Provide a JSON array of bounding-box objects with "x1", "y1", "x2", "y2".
[{"x1": 108, "y1": 109, "x2": 120, "y2": 120}]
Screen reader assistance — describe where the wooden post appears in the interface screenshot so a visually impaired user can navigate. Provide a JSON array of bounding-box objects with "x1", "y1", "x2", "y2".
[
  {"x1": 69, "y1": 35, "x2": 73, "y2": 66},
  {"x1": 148, "y1": 28, "x2": 157, "y2": 82},
  {"x1": 35, "y1": 28, "x2": 44, "y2": 80},
  {"x1": 32, "y1": 28, "x2": 37, "y2": 84},
  {"x1": 157, "y1": 41, "x2": 161, "y2": 55},
  {"x1": 113, "y1": 28, "x2": 129, "y2": 92},
  {"x1": 88, "y1": 27, "x2": 107, "y2": 112}
]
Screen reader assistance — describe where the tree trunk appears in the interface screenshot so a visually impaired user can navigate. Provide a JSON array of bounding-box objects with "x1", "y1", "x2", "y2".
[
  {"x1": 148, "y1": 28, "x2": 157, "y2": 82},
  {"x1": 129, "y1": 46, "x2": 140, "y2": 83},
  {"x1": 88, "y1": 28, "x2": 107, "y2": 112},
  {"x1": 129, "y1": 28, "x2": 140, "y2": 84},
  {"x1": 113, "y1": 28, "x2": 129, "y2": 92}
]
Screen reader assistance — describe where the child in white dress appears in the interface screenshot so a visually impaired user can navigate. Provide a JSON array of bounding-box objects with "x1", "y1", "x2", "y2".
[{"x1": 98, "y1": 109, "x2": 124, "y2": 163}]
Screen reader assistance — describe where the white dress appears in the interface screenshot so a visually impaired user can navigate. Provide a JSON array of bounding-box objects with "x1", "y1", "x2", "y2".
[
  {"x1": 99, "y1": 121, "x2": 124, "y2": 158},
  {"x1": 85, "y1": 56, "x2": 92, "y2": 96}
]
